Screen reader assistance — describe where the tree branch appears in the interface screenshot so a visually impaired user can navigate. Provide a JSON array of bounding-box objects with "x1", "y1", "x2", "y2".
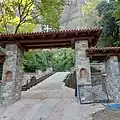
[
  {"x1": 21, "y1": 2, "x2": 34, "y2": 22},
  {"x1": 14, "y1": 22, "x2": 21, "y2": 34},
  {"x1": 18, "y1": 0, "x2": 22, "y2": 19},
  {"x1": 21, "y1": 1, "x2": 33, "y2": 21},
  {"x1": 14, "y1": 1, "x2": 34, "y2": 33}
]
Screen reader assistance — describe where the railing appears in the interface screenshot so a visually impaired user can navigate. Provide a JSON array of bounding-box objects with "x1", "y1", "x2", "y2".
[{"x1": 21, "y1": 72, "x2": 54, "y2": 91}]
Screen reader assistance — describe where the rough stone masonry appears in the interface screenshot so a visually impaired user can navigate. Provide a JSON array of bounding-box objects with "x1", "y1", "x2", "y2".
[
  {"x1": 75, "y1": 40, "x2": 91, "y2": 84},
  {"x1": 0, "y1": 44, "x2": 24, "y2": 107},
  {"x1": 105, "y1": 56, "x2": 120, "y2": 103}
]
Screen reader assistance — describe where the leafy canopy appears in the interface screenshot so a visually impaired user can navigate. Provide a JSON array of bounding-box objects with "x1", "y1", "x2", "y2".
[
  {"x1": 0, "y1": 0, "x2": 65, "y2": 33},
  {"x1": 23, "y1": 49, "x2": 74, "y2": 72},
  {"x1": 96, "y1": 0, "x2": 120, "y2": 47},
  {"x1": 82, "y1": 0, "x2": 101, "y2": 28}
]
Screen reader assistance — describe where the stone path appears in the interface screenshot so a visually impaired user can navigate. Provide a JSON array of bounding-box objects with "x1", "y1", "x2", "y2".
[{"x1": 0, "y1": 72, "x2": 104, "y2": 120}]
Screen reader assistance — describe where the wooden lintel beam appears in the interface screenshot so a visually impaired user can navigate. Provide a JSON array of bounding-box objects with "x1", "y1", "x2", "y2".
[
  {"x1": 64, "y1": 33, "x2": 67, "y2": 37},
  {"x1": 86, "y1": 53, "x2": 120, "y2": 57},
  {"x1": 0, "y1": 36, "x2": 94, "y2": 43},
  {"x1": 19, "y1": 39, "x2": 71, "y2": 43},
  {"x1": 75, "y1": 32, "x2": 79, "y2": 36},
  {"x1": 43, "y1": 34, "x2": 46, "y2": 39},
  {"x1": 8, "y1": 36, "x2": 14, "y2": 40},
  {"x1": 25, "y1": 45, "x2": 71, "y2": 49},
  {"x1": 25, "y1": 43, "x2": 71, "y2": 47},
  {"x1": 21, "y1": 36, "x2": 24, "y2": 39},
  {"x1": 20, "y1": 36, "x2": 91, "y2": 41},
  {"x1": 52, "y1": 34, "x2": 56, "y2": 37},
  {"x1": 71, "y1": 39, "x2": 75, "y2": 49},
  {"x1": 16, "y1": 41, "x2": 27, "y2": 51}
]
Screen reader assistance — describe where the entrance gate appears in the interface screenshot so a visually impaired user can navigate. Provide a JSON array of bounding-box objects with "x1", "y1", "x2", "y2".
[{"x1": 78, "y1": 82, "x2": 109, "y2": 104}]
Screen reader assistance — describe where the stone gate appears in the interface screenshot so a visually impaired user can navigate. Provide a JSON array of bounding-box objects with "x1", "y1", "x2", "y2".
[{"x1": 0, "y1": 28, "x2": 119, "y2": 107}]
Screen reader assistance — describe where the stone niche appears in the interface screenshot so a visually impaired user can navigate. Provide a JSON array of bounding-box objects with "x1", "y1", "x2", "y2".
[
  {"x1": 75, "y1": 40, "x2": 91, "y2": 85},
  {"x1": 5, "y1": 71, "x2": 12, "y2": 82},
  {"x1": 80, "y1": 68, "x2": 89, "y2": 83}
]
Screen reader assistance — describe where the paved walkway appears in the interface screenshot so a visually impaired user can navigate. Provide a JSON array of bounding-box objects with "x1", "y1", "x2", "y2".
[{"x1": 0, "y1": 72, "x2": 104, "y2": 120}]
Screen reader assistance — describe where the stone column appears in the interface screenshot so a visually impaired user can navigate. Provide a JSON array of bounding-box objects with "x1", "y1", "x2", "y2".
[
  {"x1": 75, "y1": 40, "x2": 91, "y2": 99},
  {"x1": 105, "y1": 56, "x2": 120, "y2": 103},
  {"x1": 75, "y1": 40, "x2": 91, "y2": 84},
  {"x1": 0, "y1": 44, "x2": 24, "y2": 107}
]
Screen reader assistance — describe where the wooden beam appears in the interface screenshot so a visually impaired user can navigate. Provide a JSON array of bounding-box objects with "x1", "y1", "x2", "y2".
[
  {"x1": 87, "y1": 53, "x2": 120, "y2": 57},
  {"x1": 20, "y1": 39, "x2": 71, "y2": 44},
  {"x1": 25, "y1": 43, "x2": 71, "y2": 47},
  {"x1": 19, "y1": 36, "x2": 91, "y2": 41},
  {"x1": 71, "y1": 39, "x2": 75, "y2": 49},
  {"x1": 25, "y1": 45, "x2": 71, "y2": 49},
  {"x1": 16, "y1": 41, "x2": 27, "y2": 51}
]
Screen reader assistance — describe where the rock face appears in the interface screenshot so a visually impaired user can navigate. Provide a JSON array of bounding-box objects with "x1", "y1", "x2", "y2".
[
  {"x1": 60, "y1": 0, "x2": 85, "y2": 30},
  {"x1": 0, "y1": 44, "x2": 24, "y2": 107}
]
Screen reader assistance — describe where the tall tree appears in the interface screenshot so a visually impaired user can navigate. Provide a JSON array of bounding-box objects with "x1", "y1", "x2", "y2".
[
  {"x1": 23, "y1": 49, "x2": 74, "y2": 72},
  {"x1": 113, "y1": 0, "x2": 120, "y2": 46},
  {"x1": 82, "y1": 0, "x2": 101, "y2": 28},
  {"x1": 96, "y1": 0, "x2": 120, "y2": 47},
  {"x1": 35, "y1": 0, "x2": 65, "y2": 30},
  {"x1": 0, "y1": 0, "x2": 66, "y2": 34},
  {"x1": 0, "y1": 0, "x2": 36, "y2": 33}
]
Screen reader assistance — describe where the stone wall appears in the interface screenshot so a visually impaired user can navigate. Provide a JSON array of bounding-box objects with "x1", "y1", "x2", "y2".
[
  {"x1": 105, "y1": 56, "x2": 120, "y2": 103},
  {"x1": 0, "y1": 44, "x2": 24, "y2": 107}
]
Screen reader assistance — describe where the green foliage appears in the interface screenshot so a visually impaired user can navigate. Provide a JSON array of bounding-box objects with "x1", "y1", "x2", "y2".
[
  {"x1": 113, "y1": 0, "x2": 120, "y2": 26},
  {"x1": 23, "y1": 48, "x2": 74, "y2": 72},
  {"x1": 82, "y1": 0, "x2": 101, "y2": 28},
  {"x1": 52, "y1": 48, "x2": 74, "y2": 71},
  {"x1": 23, "y1": 50, "x2": 37, "y2": 72},
  {"x1": 96, "y1": 0, "x2": 120, "y2": 47},
  {"x1": 0, "y1": 0, "x2": 65, "y2": 33},
  {"x1": 23, "y1": 50, "x2": 53, "y2": 72},
  {"x1": 35, "y1": 50, "x2": 53, "y2": 71},
  {"x1": 0, "y1": 0, "x2": 36, "y2": 33},
  {"x1": 35, "y1": 0, "x2": 65, "y2": 30}
]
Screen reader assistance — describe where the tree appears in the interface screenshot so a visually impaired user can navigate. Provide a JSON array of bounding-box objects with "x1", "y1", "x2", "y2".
[
  {"x1": 0, "y1": 0, "x2": 36, "y2": 33},
  {"x1": 82, "y1": 0, "x2": 101, "y2": 28},
  {"x1": 23, "y1": 49, "x2": 74, "y2": 72},
  {"x1": 35, "y1": 50, "x2": 53, "y2": 71},
  {"x1": 114, "y1": 0, "x2": 120, "y2": 26},
  {"x1": 35, "y1": 0, "x2": 66, "y2": 30},
  {"x1": 23, "y1": 50, "x2": 37, "y2": 72},
  {"x1": 96, "y1": 0, "x2": 120, "y2": 47},
  {"x1": 113, "y1": 0, "x2": 120, "y2": 46},
  {"x1": 52, "y1": 48, "x2": 74, "y2": 71},
  {"x1": 0, "y1": 0, "x2": 66, "y2": 33}
]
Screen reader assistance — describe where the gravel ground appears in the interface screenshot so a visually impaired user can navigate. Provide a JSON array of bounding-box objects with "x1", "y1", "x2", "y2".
[{"x1": 92, "y1": 109, "x2": 120, "y2": 120}]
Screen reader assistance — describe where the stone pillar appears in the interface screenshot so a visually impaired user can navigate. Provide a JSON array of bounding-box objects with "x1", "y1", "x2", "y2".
[
  {"x1": 0, "y1": 44, "x2": 24, "y2": 107},
  {"x1": 105, "y1": 56, "x2": 120, "y2": 103},
  {"x1": 75, "y1": 40, "x2": 91, "y2": 100},
  {"x1": 75, "y1": 40, "x2": 91, "y2": 84}
]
